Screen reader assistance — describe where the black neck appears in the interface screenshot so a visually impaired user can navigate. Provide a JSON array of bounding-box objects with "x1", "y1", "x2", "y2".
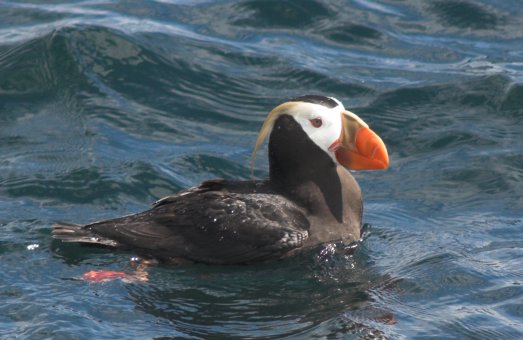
[{"x1": 268, "y1": 114, "x2": 344, "y2": 222}]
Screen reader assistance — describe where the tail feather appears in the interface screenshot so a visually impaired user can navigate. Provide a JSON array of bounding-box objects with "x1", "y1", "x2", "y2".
[{"x1": 52, "y1": 223, "x2": 120, "y2": 247}]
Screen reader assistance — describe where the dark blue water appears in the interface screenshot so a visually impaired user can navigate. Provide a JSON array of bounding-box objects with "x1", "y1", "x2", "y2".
[{"x1": 1, "y1": 0, "x2": 522, "y2": 338}]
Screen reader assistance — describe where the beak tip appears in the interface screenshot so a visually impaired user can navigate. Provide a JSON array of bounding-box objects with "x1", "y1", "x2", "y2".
[{"x1": 375, "y1": 146, "x2": 389, "y2": 170}]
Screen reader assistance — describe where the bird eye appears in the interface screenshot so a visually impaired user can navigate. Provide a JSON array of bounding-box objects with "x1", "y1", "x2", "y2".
[{"x1": 310, "y1": 117, "x2": 323, "y2": 128}]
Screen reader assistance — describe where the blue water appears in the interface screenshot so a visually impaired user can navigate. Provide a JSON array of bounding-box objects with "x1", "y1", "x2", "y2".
[{"x1": 1, "y1": 0, "x2": 522, "y2": 338}]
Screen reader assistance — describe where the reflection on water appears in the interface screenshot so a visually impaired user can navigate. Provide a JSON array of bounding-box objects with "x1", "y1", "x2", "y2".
[
  {"x1": 0, "y1": 0, "x2": 522, "y2": 338},
  {"x1": 125, "y1": 242, "x2": 395, "y2": 338}
]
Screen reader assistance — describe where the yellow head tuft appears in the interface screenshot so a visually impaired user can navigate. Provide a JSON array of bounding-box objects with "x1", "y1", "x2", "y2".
[{"x1": 250, "y1": 101, "x2": 300, "y2": 176}]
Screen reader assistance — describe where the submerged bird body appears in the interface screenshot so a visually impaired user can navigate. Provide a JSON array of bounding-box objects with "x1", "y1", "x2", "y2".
[{"x1": 53, "y1": 95, "x2": 388, "y2": 264}]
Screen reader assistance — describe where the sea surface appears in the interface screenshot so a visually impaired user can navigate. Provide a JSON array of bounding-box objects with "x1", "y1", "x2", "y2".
[{"x1": 1, "y1": 0, "x2": 522, "y2": 338}]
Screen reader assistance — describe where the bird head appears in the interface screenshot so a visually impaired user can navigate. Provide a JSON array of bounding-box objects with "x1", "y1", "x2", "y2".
[{"x1": 251, "y1": 95, "x2": 389, "y2": 174}]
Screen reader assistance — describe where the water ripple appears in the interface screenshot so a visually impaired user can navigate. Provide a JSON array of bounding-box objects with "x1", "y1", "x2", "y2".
[{"x1": 1, "y1": 0, "x2": 523, "y2": 338}]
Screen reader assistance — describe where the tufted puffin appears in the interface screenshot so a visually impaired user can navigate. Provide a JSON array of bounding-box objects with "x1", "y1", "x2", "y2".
[{"x1": 53, "y1": 95, "x2": 388, "y2": 264}]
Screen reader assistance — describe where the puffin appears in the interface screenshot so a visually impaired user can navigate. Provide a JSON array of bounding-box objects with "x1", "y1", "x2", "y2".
[{"x1": 53, "y1": 95, "x2": 388, "y2": 264}]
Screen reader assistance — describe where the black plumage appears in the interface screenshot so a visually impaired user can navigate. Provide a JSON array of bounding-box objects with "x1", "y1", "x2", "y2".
[
  {"x1": 54, "y1": 179, "x2": 310, "y2": 264},
  {"x1": 288, "y1": 94, "x2": 339, "y2": 108}
]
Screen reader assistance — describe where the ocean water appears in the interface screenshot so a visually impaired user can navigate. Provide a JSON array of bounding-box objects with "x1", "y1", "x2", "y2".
[{"x1": 1, "y1": 0, "x2": 522, "y2": 338}]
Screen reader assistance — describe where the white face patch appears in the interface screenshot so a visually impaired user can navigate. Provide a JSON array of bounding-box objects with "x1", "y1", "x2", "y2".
[
  {"x1": 251, "y1": 97, "x2": 348, "y2": 175},
  {"x1": 290, "y1": 100, "x2": 345, "y2": 161}
]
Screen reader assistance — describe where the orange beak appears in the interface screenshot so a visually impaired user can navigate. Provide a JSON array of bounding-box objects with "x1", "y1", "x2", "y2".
[{"x1": 330, "y1": 111, "x2": 389, "y2": 170}]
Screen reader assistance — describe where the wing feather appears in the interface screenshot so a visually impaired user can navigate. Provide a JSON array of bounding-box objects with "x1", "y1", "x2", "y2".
[{"x1": 85, "y1": 188, "x2": 310, "y2": 264}]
